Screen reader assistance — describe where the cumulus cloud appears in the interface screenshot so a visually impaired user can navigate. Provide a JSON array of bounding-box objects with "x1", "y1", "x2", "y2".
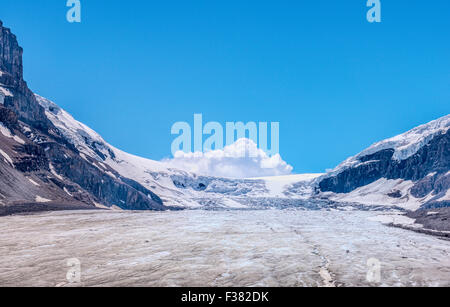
[{"x1": 163, "y1": 138, "x2": 293, "y2": 179}]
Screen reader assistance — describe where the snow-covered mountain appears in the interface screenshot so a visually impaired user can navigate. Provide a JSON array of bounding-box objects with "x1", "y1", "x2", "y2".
[
  {"x1": 316, "y1": 115, "x2": 450, "y2": 210},
  {"x1": 325, "y1": 115, "x2": 449, "y2": 177}
]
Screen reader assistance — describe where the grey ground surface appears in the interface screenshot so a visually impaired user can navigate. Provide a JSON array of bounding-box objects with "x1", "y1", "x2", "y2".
[
  {"x1": 408, "y1": 207, "x2": 450, "y2": 232},
  {"x1": 0, "y1": 210, "x2": 449, "y2": 287},
  {"x1": 0, "y1": 202, "x2": 100, "y2": 217}
]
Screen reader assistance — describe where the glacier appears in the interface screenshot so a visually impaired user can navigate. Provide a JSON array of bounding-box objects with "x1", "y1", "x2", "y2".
[{"x1": 0, "y1": 209, "x2": 449, "y2": 287}]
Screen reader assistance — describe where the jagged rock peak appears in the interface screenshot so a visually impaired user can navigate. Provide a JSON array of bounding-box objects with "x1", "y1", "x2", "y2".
[{"x1": 0, "y1": 20, "x2": 24, "y2": 81}]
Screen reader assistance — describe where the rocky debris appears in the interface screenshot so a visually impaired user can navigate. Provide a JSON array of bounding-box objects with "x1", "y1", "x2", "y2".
[
  {"x1": 407, "y1": 207, "x2": 450, "y2": 233},
  {"x1": 0, "y1": 202, "x2": 98, "y2": 217},
  {"x1": 387, "y1": 190, "x2": 402, "y2": 198}
]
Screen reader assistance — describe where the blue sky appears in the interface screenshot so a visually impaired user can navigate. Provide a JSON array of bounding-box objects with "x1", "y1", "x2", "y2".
[{"x1": 1, "y1": 0, "x2": 449, "y2": 173}]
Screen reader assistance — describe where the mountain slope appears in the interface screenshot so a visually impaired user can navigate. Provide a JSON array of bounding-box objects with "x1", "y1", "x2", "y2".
[
  {"x1": 316, "y1": 115, "x2": 450, "y2": 210},
  {"x1": 0, "y1": 21, "x2": 166, "y2": 213}
]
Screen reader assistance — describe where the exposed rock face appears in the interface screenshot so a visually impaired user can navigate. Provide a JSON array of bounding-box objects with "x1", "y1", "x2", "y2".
[
  {"x1": 0, "y1": 21, "x2": 165, "y2": 213},
  {"x1": 0, "y1": 21, "x2": 22, "y2": 80},
  {"x1": 0, "y1": 21, "x2": 49, "y2": 128},
  {"x1": 318, "y1": 127, "x2": 449, "y2": 208}
]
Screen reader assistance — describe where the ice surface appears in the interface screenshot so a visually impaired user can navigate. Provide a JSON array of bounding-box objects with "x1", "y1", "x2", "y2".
[
  {"x1": 0, "y1": 210, "x2": 449, "y2": 287},
  {"x1": 252, "y1": 174, "x2": 323, "y2": 198}
]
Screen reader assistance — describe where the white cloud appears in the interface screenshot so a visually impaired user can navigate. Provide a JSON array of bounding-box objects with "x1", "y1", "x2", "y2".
[{"x1": 163, "y1": 138, "x2": 293, "y2": 179}]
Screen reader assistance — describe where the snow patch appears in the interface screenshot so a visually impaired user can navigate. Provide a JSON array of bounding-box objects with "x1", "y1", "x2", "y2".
[
  {"x1": 93, "y1": 202, "x2": 112, "y2": 210},
  {"x1": 28, "y1": 178, "x2": 40, "y2": 187},
  {"x1": 368, "y1": 213, "x2": 423, "y2": 229},
  {"x1": 93, "y1": 202, "x2": 122, "y2": 211},
  {"x1": 326, "y1": 178, "x2": 425, "y2": 211},
  {"x1": 221, "y1": 198, "x2": 249, "y2": 209},
  {"x1": 443, "y1": 189, "x2": 450, "y2": 201},
  {"x1": 13, "y1": 135, "x2": 25, "y2": 145},
  {"x1": 63, "y1": 187, "x2": 73, "y2": 197},
  {"x1": 0, "y1": 149, "x2": 13, "y2": 166},
  {"x1": 49, "y1": 164, "x2": 64, "y2": 181},
  {"x1": 0, "y1": 123, "x2": 13, "y2": 138},
  {"x1": 0, "y1": 86, "x2": 13, "y2": 104},
  {"x1": 0, "y1": 87, "x2": 13, "y2": 97},
  {"x1": 36, "y1": 94, "x2": 110, "y2": 161},
  {"x1": 0, "y1": 123, "x2": 25, "y2": 144},
  {"x1": 35, "y1": 196, "x2": 51, "y2": 203},
  {"x1": 0, "y1": 86, "x2": 13, "y2": 105},
  {"x1": 105, "y1": 171, "x2": 117, "y2": 179},
  {"x1": 79, "y1": 152, "x2": 89, "y2": 162}
]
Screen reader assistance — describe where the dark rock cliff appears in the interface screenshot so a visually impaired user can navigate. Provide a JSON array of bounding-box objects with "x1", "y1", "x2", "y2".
[{"x1": 0, "y1": 21, "x2": 49, "y2": 128}]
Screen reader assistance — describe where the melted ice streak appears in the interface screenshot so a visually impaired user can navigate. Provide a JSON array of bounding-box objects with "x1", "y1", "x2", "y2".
[{"x1": 0, "y1": 210, "x2": 449, "y2": 287}]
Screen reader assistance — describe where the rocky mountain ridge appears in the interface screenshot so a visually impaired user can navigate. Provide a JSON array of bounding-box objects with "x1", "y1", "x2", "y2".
[
  {"x1": 0, "y1": 21, "x2": 166, "y2": 214},
  {"x1": 317, "y1": 116, "x2": 449, "y2": 210}
]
